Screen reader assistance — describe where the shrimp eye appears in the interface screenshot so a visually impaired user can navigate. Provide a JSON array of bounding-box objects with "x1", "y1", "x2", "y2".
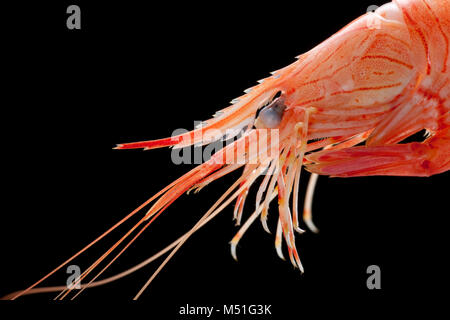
[{"x1": 255, "y1": 96, "x2": 286, "y2": 129}]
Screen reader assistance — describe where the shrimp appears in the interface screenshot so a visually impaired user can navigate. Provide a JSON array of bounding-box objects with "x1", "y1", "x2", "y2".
[{"x1": 6, "y1": 0, "x2": 449, "y2": 300}]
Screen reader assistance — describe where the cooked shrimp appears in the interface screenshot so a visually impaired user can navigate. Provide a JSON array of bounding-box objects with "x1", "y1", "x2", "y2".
[{"x1": 6, "y1": 0, "x2": 449, "y2": 300}]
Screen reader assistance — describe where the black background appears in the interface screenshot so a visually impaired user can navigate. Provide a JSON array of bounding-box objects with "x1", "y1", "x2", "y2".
[{"x1": 1, "y1": 0, "x2": 448, "y2": 313}]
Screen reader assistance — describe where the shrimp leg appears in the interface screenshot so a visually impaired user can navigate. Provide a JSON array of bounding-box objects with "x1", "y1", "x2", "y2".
[{"x1": 306, "y1": 127, "x2": 450, "y2": 177}]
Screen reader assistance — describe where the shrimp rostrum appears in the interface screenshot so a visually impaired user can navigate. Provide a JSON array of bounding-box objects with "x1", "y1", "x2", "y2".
[{"x1": 8, "y1": 0, "x2": 450, "y2": 299}]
